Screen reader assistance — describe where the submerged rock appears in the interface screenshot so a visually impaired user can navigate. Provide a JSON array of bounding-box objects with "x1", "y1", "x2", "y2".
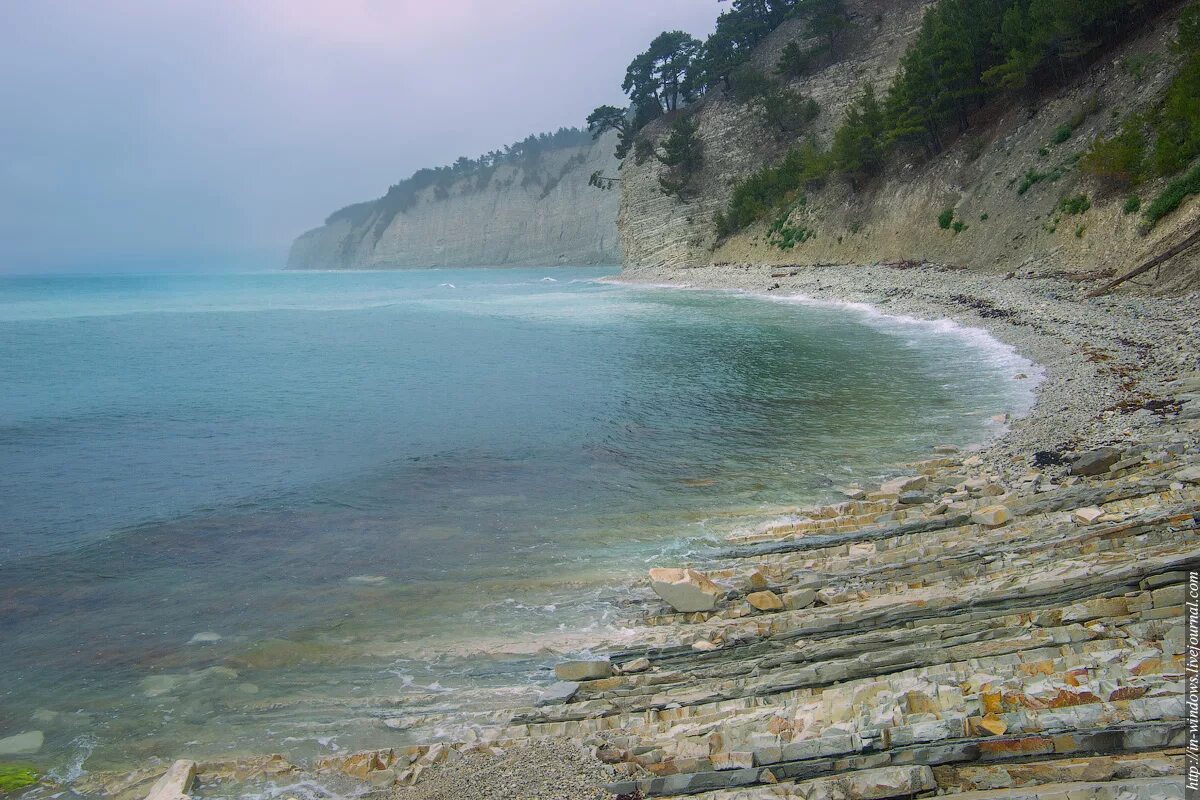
[
  {"x1": 0, "y1": 730, "x2": 43, "y2": 756},
  {"x1": 145, "y1": 759, "x2": 196, "y2": 800},
  {"x1": 649, "y1": 567, "x2": 723, "y2": 612}
]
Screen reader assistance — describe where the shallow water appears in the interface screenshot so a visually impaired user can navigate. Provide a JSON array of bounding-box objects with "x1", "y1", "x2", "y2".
[{"x1": 0, "y1": 267, "x2": 1035, "y2": 777}]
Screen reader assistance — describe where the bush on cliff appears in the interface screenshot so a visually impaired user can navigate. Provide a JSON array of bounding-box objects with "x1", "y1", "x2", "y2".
[{"x1": 657, "y1": 115, "x2": 706, "y2": 199}]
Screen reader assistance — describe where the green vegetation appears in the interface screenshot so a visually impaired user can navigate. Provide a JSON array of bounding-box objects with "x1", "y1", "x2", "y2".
[
  {"x1": 1081, "y1": 117, "x2": 1147, "y2": 189},
  {"x1": 1144, "y1": 160, "x2": 1200, "y2": 226},
  {"x1": 832, "y1": 85, "x2": 886, "y2": 188},
  {"x1": 1079, "y1": 3, "x2": 1200, "y2": 226},
  {"x1": 713, "y1": 0, "x2": 1170, "y2": 235},
  {"x1": 0, "y1": 766, "x2": 38, "y2": 794},
  {"x1": 327, "y1": 127, "x2": 594, "y2": 228},
  {"x1": 1059, "y1": 194, "x2": 1092, "y2": 215},
  {"x1": 596, "y1": 0, "x2": 1190, "y2": 236},
  {"x1": 731, "y1": 66, "x2": 820, "y2": 136},
  {"x1": 591, "y1": 0, "x2": 850, "y2": 158},
  {"x1": 1151, "y1": 4, "x2": 1200, "y2": 176},
  {"x1": 1123, "y1": 195, "x2": 1142, "y2": 214},
  {"x1": 714, "y1": 141, "x2": 831, "y2": 236},
  {"x1": 1018, "y1": 169, "x2": 1059, "y2": 194},
  {"x1": 937, "y1": 207, "x2": 968, "y2": 234},
  {"x1": 768, "y1": 211, "x2": 817, "y2": 249},
  {"x1": 657, "y1": 115, "x2": 705, "y2": 198},
  {"x1": 776, "y1": 41, "x2": 824, "y2": 79}
]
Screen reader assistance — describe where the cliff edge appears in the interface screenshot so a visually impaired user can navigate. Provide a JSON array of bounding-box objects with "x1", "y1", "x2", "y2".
[{"x1": 288, "y1": 131, "x2": 622, "y2": 270}]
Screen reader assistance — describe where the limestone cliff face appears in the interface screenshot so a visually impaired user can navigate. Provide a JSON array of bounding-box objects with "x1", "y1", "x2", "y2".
[
  {"x1": 618, "y1": 0, "x2": 1200, "y2": 291},
  {"x1": 289, "y1": 134, "x2": 622, "y2": 269}
]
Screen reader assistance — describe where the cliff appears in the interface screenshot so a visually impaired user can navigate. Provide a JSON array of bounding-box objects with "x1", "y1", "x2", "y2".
[
  {"x1": 617, "y1": 0, "x2": 1200, "y2": 292},
  {"x1": 288, "y1": 132, "x2": 622, "y2": 270}
]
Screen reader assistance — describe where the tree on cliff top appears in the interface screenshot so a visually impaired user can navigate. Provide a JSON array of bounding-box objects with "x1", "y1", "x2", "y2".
[
  {"x1": 587, "y1": 105, "x2": 636, "y2": 160},
  {"x1": 623, "y1": 31, "x2": 704, "y2": 116}
]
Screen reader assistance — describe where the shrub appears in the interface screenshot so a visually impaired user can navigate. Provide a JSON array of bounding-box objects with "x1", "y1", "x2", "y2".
[
  {"x1": 768, "y1": 211, "x2": 817, "y2": 249},
  {"x1": 938, "y1": 208, "x2": 955, "y2": 229},
  {"x1": 1123, "y1": 196, "x2": 1141, "y2": 214},
  {"x1": 776, "y1": 41, "x2": 826, "y2": 80},
  {"x1": 980, "y1": 212, "x2": 990, "y2": 221},
  {"x1": 717, "y1": 142, "x2": 833, "y2": 235},
  {"x1": 1059, "y1": 194, "x2": 1092, "y2": 215},
  {"x1": 1052, "y1": 125, "x2": 1073, "y2": 144},
  {"x1": 657, "y1": 115, "x2": 704, "y2": 199},
  {"x1": 1081, "y1": 120, "x2": 1146, "y2": 189},
  {"x1": 1017, "y1": 170, "x2": 1050, "y2": 195},
  {"x1": 1144, "y1": 160, "x2": 1200, "y2": 227},
  {"x1": 952, "y1": 220, "x2": 969, "y2": 234},
  {"x1": 634, "y1": 137, "x2": 655, "y2": 166}
]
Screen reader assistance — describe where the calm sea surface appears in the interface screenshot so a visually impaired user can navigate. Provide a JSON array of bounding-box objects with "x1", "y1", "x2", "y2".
[{"x1": 0, "y1": 268, "x2": 1035, "y2": 780}]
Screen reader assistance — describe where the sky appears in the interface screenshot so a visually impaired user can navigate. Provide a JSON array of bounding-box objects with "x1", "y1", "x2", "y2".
[{"x1": 0, "y1": 1, "x2": 718, "y2": 273}]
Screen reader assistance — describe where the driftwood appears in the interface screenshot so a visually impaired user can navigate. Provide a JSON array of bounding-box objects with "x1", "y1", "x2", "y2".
[{"x1": 1087, "y1": 225, "x2": 1200, "y2": 297}]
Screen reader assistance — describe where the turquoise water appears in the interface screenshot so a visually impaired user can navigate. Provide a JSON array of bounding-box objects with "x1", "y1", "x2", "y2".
[{"x1": 0, "y1": 268, "x2": 1034, "y2": 778}]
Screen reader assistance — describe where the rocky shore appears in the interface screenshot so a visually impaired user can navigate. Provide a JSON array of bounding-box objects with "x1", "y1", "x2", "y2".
[{"x1": 75, "y1": 263, "x2": 1197, "y2": 800}]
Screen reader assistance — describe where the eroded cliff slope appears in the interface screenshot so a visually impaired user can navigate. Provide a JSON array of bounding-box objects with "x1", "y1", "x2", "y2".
[
  {"x1": 289, "y1": 132, "x2": 621, "y2": 270},
  {"x1": 618, "y1": 0, "x2": 1200, "y2": 291}
]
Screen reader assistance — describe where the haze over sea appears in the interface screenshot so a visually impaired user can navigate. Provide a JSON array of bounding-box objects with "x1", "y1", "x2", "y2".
[{"x1": 0, "y1": 267, "x2": 1035, "y2": 777}]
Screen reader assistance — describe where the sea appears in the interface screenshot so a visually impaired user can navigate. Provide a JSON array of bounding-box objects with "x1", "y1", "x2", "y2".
[{"x1": 0, "y1": 267, "x2": 1037, "y2": 785}]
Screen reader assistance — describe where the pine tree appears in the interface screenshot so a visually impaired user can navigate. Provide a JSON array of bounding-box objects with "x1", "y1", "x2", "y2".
[
  {"x1": 657, "y1": 115, "x2": 705, "y2": 198},
  {"x1": 833, "y1": 85, "x2": 886, "y2": 187}
]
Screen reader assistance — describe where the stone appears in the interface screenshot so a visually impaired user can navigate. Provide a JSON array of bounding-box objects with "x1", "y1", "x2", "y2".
[
  {"x1": 711, "y1": 751, "x2": 754, "y2": 770},
  {"x1": 934, "y1": 445, "x2": 960, "y2": 454},
  {"x1": 1070, "y1": 448, "x2": 1123, "y2": 476},
  {"x1": 692, "y1": 639, "x2": 719, "y2": 652},
  {"x1": 649, "y1": 567, "x2": 723, "y2": 612},
  {"x1": 1174, "y1": 466, "x2": 1200, "y2": 485},
  {"x1": 141, "y1": 675, "x2": 182, "y2": 697},
  {"x1": 553, "y1": 660, "x2": 612, "y2": 682},
  {"x1": 621, "y1": 657, "x2": 651, "y2": 674},
  {"x1": 1072, "y1": 507, "x2": 1105, "y2": 524},
  {"x1": 975, "y1": 715, "x2": 1008, "y2": 736},
  {"x1": 747, "y1": 591, "x2": 784, "y2": 611},
  {"x1": 881, "y1": 475, "x2": 927, "y2": 495},
  {"x1": 145, "y1": 760, "x2": 197, "y2": 800},
  {"x1": 188, "y1": 632, "x2": 221, "y2": 644},
  {"x1": 840, "y1": 486, "x2": 867, "y2": 500},
  {"x1": 747, "y1": 570, "x2": 770, "y2": 591},
  {"x1": 536, "y1": 681, "x2": 580, "y2": 706},
  {"x1": 0, "y1": 730, "x2": 44, "y2": 756},
  {"x1": 784, "y1": 588, "x2": 817, "y2": 610},
  {"x1": 898, "y1": 491, "x2": 933, "y2": 505},
  {"x1": 971, "y1": 505, "x2": 1012, "y2": 527},
  {"x1": 367, "y1": 769, "x2": 397, "y2": 788}
]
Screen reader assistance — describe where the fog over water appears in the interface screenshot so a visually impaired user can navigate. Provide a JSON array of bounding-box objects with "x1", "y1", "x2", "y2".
[{"x1": 0, "y1": 1, "x2": 716, "y2": 273}]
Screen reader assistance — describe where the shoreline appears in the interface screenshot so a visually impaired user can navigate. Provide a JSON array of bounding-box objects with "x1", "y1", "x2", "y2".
[
  {"x1": 615, "y1": 262, "x2": 1196, "y2": 478},
  {"x1": 70, "y1": 262, "x2": 1198, "y2": 800}
]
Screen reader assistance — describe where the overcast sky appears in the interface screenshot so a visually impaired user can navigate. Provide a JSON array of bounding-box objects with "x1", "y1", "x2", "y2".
[{"x1": 0, "y1": 1, "x2": 717, "y2": 273}]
